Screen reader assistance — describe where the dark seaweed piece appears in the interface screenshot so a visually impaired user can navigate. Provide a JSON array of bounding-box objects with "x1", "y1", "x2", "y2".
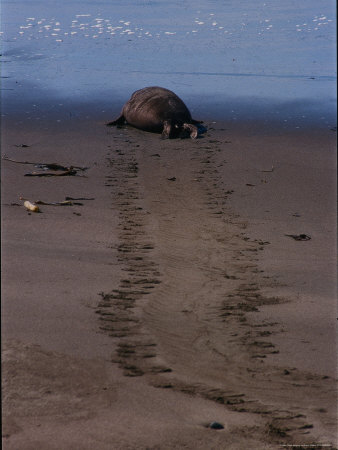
[
  {"x1": 2, "y1": 155, "x2": 88, "y2": 171},
  {"x1": 285, "y1": 234, "x2": 311, "y2": 241},
  {"x1": 65, "y1": 196, "x2": 95, "y2": 201},
  {"x1": 24, "y1": 169, "x2": 78, "y2": 177}
]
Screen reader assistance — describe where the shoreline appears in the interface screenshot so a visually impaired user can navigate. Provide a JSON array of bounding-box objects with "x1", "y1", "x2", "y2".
[
  {"x1": 1, "y1": 89, "x2": 337, "y2": 132},
  {"x1": 2, "y1": 115, "x2": 337, "y2": 449}
]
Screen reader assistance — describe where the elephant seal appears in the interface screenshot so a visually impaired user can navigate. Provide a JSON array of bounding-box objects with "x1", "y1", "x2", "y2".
[{"x1": 106, "y1": 86, "x2": 203, "y2": 139}]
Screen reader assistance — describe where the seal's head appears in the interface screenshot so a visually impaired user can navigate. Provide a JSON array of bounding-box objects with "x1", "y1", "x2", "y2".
[{"x1": 162, "y1": 120, "x2": 199, "y2": 139}]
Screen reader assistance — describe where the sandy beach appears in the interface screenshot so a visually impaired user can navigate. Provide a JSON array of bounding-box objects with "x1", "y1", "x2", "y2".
[{"x1": 2, "y1": 113, "x2": 337, "y2": 449}]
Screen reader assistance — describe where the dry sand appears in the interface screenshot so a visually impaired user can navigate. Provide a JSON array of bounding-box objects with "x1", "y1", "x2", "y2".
[{"x1": 1, "y1": 116, "x2": 337, "y2": 449}]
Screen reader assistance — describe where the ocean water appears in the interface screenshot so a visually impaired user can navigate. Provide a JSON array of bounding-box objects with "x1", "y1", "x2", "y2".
[{"x1": 1, "y1": 0, "x2": 336, "y2": 126}]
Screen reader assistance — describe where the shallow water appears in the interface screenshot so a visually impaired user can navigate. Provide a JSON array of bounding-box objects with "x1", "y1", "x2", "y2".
[{"x1": 1, "y1": 0, "x2": 336, "y2": 127}]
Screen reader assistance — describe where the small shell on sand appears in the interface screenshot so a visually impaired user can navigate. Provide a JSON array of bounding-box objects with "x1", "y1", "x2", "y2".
[{"x1": 23, "y1": 200, "x2": 40, "y2": 212}]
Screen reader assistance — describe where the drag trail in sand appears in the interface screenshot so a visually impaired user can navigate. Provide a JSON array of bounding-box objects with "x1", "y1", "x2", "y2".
[{"x1": 98, "y1": 124, "x2": 337, "y2": 447}]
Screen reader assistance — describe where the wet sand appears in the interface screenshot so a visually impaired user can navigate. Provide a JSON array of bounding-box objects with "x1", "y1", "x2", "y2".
[{"x1": 1, "y1": 114, "x2": 337, "y2": 449}]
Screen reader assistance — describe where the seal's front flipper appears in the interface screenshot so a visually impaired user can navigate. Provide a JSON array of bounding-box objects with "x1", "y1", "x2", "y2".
[
  {"x1": 106, "y1": 115, "x2": 126, "y2": 127},
  {"x1": 161, "y1": 120, "x2": 172, "y2": 139},
  {"x1": 183, "y1": 123, "x2": 198, "y2": 139}
]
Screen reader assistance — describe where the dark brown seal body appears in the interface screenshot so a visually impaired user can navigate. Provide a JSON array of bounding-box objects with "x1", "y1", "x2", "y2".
[{"x1": 106, "y1": 86, "x2": 202, "y2": 139}]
